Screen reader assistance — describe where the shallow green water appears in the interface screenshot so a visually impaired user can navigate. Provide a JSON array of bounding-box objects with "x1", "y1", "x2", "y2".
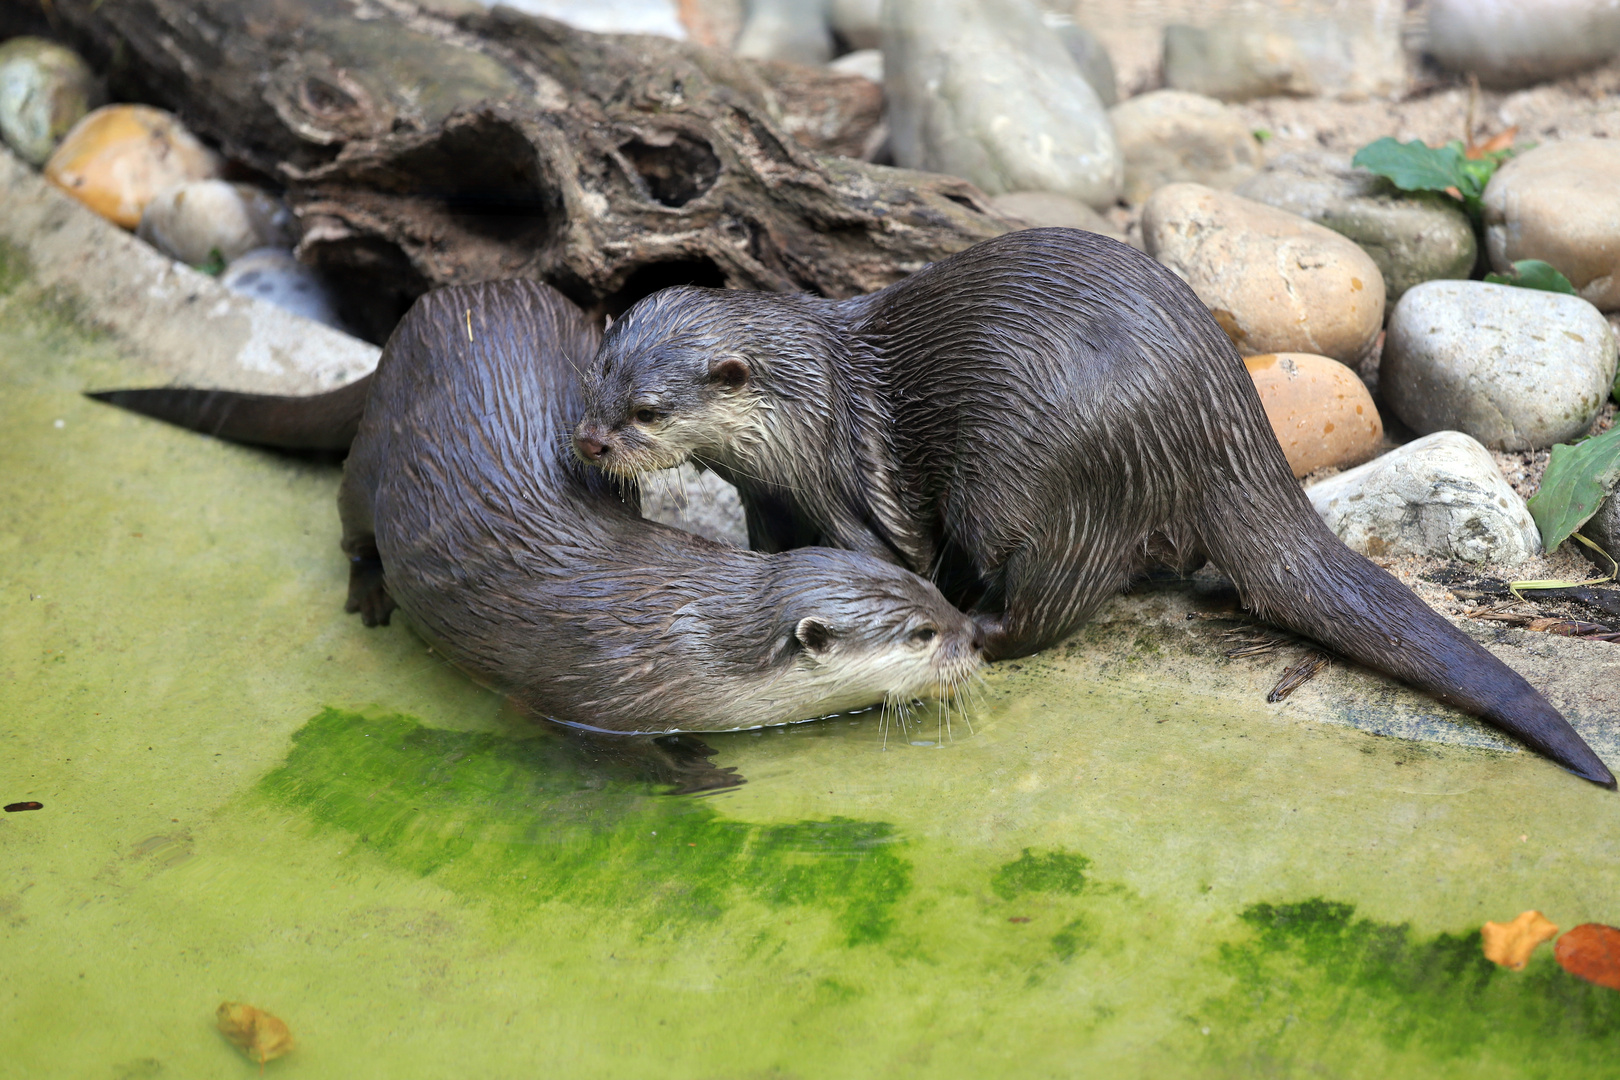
[{"x1": 3, "y1": 268, "x2": 1619, "y2": 1078}]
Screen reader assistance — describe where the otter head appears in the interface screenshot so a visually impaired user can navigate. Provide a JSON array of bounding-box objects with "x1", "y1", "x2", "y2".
[
  {"x1": 747, "y1": 549, "x2": 984, "y2": 728},
  {"x1": 573, "y1": 287, "x2": 762, "y2": 480}
]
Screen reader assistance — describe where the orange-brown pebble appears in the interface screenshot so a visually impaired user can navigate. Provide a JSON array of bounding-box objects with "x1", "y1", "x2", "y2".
[
  {"x1": 216, "y1": 1001, "x2": 294, "y2": 1065},
  {"x1": 1554, "y1": 923, "x2": 1620, "y2": 990},
  {"x1": 1481, "y1": 910, "x2": 1560, "y2": 971},
  {"x1": 1242, "y1": 352, "x2": 1382, "y2": 478},
  {"x1": 44, "y1": 104, "x2": 220, "y2": 229}
]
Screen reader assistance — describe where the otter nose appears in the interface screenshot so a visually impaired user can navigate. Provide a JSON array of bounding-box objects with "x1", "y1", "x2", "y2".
[{"x1": 574, "y1": 432, "x2": 610, "y2": 461}]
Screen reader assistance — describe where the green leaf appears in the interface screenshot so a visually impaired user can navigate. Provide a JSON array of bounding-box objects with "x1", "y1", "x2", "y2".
[
  {"x1": 1528, "y1": 425, "x2": 1620, "y2": 551},
  {"x1": 1351, "y1": 137, "x2": 1467, "y2": 194},
  {"x1": 1483, "y1": 259, "x2": 1578, "y2": 295},
  {"x1": 198, "y1": 247, "x2": 227, "y2": 277},
  {"x1": 1252, "y1": 128, "x2": 1273, "y2": 144}
]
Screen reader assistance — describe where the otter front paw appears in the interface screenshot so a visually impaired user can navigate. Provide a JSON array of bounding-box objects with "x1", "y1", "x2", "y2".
[{"x1": 344, "y1": 556, "x2": 395, "y2": 627}]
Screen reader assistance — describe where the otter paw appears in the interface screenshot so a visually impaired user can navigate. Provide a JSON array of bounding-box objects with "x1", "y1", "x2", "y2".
[{"x1": 344, "y1": 557, "x2": 395, "y2": 627}]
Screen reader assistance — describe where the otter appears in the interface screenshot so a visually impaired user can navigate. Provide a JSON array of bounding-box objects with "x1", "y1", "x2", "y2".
[
  {"x1": 571, "y1": 227, "x2": 1615, "y2": 787},
  {"x1": 91, "y1": 280, "x2": 981, "y2": 735}
]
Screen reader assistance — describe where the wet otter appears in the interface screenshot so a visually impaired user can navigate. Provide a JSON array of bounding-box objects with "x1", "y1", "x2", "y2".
[
  {"x1": 572, "y1": 227, "x2": 1615, "y2": 786},
  {"x1": 92, "y1": 280, "x2": 982, "y2": 735}
]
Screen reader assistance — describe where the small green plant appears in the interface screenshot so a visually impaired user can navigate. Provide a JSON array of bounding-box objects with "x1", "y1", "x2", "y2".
[
  {"x1": 198, "y1": 246, "x2": 227, "y2": 277},
  {"x1": 1483, "y1": 258, "x2": 1577, "y2": 295},
  {"x1": 1527, "y1": 425, "x2": 1620, "y2": 553},
  {"x1": 1350, "y1": 136, "x2": 1517, "y2": 223},
  {"x1": 1252, "y1": 128, "x2": 1273, "y2": 144}
]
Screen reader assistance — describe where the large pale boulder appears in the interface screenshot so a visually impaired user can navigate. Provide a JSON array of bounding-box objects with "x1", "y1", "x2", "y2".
[
  {"x1": 1306, "y1": 431, "x2": 1542, "y2": 564},
  {"x1": 734, "y1": 0, "x2": 834, "y2": 65},
  {"x1": 1235, "y1": 152, "x2": 1476, "y2": 304},
  {"x1": 1109, "y1": 90, "x2": 1262, "y2": 206},
  {"x1": 1381, "y1": 280, "x2": 1617, "y2": 450},
  {"x1": 883, "y1": 0, "x2": 1122, "y2": 208},
  {"x1": 1483, "y1": 140, "x2": 1620, "y2": 312},
  {"x1": 1141, "y1": 184, "x2": 1384, "y2": 365},
  {"x1": 1428, "y1": 0, "x2": 1620, "y2": 88}
]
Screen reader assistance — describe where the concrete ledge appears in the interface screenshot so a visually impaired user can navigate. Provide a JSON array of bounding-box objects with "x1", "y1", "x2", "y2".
[{"x1": 0, "y1": 145, "x2": 378, "y2": 394}]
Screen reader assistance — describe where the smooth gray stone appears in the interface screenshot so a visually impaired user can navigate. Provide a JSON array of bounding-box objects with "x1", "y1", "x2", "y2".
[
  {"x1": 221, "y1": 248, "x2": 346, "y2": 333},
  {"x1": 1580, "y1": 485, "x2": 1620, "y2": 571},
  {"x1": 1163, "y1": 2, "x2": 1405, "y2": 103},
  {"x1": 1052, "y1": 20, "x2": 1118, "y2": 108},
  {"x1": 883, "y1": 0, "x2": 1122, "y2": 208},
  {"x1": 0, "y1": 37, "x2": 100, "y2": 166},
  {"x1": 1235, "y1": 152, "x2": 1477, "y2": 303},
  {"x1": 734, "y1": 0, "x2": 834, "y2": 65},
  {"x1": 1306, "y1": 431, "x2": 1542, "y2": 564},
  {"x1": 1382, "y1": 280, "x2": 1618, "y2": 451},
  {"x1": 1428, "y1": 0, "x2": 1620, "y2": 88}
]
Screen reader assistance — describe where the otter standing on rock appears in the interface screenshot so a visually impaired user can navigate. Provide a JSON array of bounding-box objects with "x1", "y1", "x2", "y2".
[
  {"x1": 572, "y1": 228, "x2": 1615, "y2": 786},
  {"x1": 91, "y1": 281, "x2": 982, "y2": 735}
]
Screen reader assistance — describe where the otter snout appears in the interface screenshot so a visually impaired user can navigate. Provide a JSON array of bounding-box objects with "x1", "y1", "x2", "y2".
[{"x1": 573, "y1": 423, "x2": 611, "y2": 463}]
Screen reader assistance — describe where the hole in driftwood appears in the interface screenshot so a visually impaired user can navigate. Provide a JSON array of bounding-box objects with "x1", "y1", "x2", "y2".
[
  {"x1": 303, "y1": 235, "x2": 433, "y2": 346},
  {"x1": 620, "y1": 134, "x2": 721, "y2": 207},
  {"x1": 600, "y1": 258, "x2": 728, "y2": 320}
]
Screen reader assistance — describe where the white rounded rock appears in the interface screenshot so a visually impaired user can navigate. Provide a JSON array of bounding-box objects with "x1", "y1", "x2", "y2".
[
  {"x1": 883, "y1": 0, "x2": 1122, "y2": 208},
  {"x1": 1381, "y1": 280, "x2": 1618, "y2": 450},
  {"x1": 1483, "y1": 140, "x2": 1620, "y2": 312},
  {"x1": 734, "y1": 0, "x2": 834, "y2": 65},
  {"x1": 137, "y1": 180, "x2": 294, "y2": 268},
  {"x1": 0, "y1": 37, "x2": 100, "y2": 166},
  {"x1": 221, "y1": 248, "x2": 344, "y2": 331},
  {"x1": 1428, "y1": 0, "x2": 1620, "y2": 88},
  {"x1": 1306, "y1": 431, "x2": 1542, "y2": 564},
  {"x1": 1108, "y1": 90, "x2": 1262, "y2": 206}
]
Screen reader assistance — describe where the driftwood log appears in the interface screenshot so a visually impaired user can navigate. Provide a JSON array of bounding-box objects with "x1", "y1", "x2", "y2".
[{"x1": 33, "y1": 0, "x2": 1014, "y2": 338}]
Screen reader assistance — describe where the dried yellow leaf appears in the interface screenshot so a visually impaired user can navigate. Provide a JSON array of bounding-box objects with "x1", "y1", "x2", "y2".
[
  {"x1": 1481, "y1": 910, "x2": 1559, "y2": 971},
  {"x1": 216, "y1": 1001, "x2": 294, "y2": 1065}
]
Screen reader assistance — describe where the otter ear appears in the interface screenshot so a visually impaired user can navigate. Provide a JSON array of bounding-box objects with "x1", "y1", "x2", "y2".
[
  {"x1": 709, "y1": 357, "x2": 750, "y2": 389},
  {"x1": 795, "y1": 617, "x2": 835, "y2": 656},
  {"x1": 603, "y1": 313, "x2": 615, "y2": 332}
]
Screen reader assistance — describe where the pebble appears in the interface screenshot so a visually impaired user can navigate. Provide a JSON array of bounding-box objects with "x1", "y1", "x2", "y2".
[
  {"x1": 988, "y1": 191, "x2": 1124, "y2": 240},
  {"x1": 1306, "y1": 431, "x2": 1542, "y2": 564},
  {"x1": 43, "y1": 105, "x2": 220, "y2": 229},
  {"x1": 828, "y1": 49, "x2": 883, "y2": 83},
  {"x1": 1162, "y1": 3, "x2": 1406, "y2": 103},
  {"x1": 221, "y1": 248, "x2": 345, "y2": 331},
  {"x1": 1051, "y1": 19, "x2": 1117, "y2": 108},
  {"x1": 734, "y1": 0, "x2": 834, "y2": 65},
  {"x1": 1243, "y1": 353, "x2": 1383, "y2": 478},
  {"x1": 1108, "y1": 90, "x2": 1262, "y2": 206},
  {"x1": 830, "y1": 0, "x2": 882, "y2": 51},
  {"x1": 1236, "y1": 152, "x2": 1476, "y2": 304},
  {"x1": 1582, "y1": 486, "x2": 1620, "y2": 571},
  {"x1": 1427, "y1": 0, "x2": 1620, "y2": 88},
  {"x1": 1483, "y1": 140, "x2": 1620, "y2": 312},
  {"x1": 137, "y1": 181, "x2": 295, "y2": 269},
  {"x1": 0, "y1": 37, "x2": 99, "y2": 167},
  {"x1": 1382, "y1": 280, "x2": 1617, "y2": 450},
  {"x1": 883, "y1": 0, "x2": 1122, "y2": 208},
  {"x1": 1141, "y1": 183, "x2": 1385, "y2": 365}
]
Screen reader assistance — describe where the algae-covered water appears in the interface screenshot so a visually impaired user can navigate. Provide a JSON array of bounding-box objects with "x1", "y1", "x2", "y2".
[{"x1": 3, "y1": 256, "x2": 1619, "y2": 1078}]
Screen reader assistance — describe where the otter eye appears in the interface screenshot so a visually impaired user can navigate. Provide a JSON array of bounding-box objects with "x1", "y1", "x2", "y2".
[
  {"x1": 910, "y1": 627, "x2": 938, "y2": 644},
  {"x1": 634, "y1": 407, "x2": 657, "y2": 424}
]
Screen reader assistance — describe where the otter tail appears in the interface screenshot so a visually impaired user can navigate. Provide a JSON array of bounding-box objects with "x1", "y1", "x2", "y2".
[
  {"x1": 86, "y1": 376, "x2": 372, "y2": 452},
  {"x1": 1198, "y1": 476, "x2": 1616, "y2": 789}
]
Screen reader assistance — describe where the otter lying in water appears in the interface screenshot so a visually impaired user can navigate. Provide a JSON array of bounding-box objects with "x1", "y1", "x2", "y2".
[
  {"x1": 92, "y1": 280, "x2": 982, "y2": 735},
  {"x1": 570, "y1": 228, "x2": 1614, "y2": 787}
]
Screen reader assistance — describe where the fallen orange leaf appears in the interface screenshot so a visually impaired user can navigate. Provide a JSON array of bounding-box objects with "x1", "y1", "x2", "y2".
[
  {"x1": 1482, "y1": 910, "x2": 1559, "y2": 970},
  {"x1": 216, "y1": 1002, "x2": 294, "y2": 1065},
  {"x1": 1466, "y1": 126, "x2": 1519, "y2": 159},
  {"x1": 1555, "y1": 923, "x2": 1620, "y2": 991}
]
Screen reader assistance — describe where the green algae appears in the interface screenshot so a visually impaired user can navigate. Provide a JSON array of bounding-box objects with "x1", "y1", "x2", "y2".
[
  {"x1": 0, "y1": 236, "x2": 28, "y2": 295},
  {"x1": 259, "y1": 708, "x2": 912, "y2": 945},
  {"x1": 1201, "y1": 898, "x2": 1620, "y2": 1076},
  {"x1": 990, "y1": 848, "x2": 1091, "y2": 900}
]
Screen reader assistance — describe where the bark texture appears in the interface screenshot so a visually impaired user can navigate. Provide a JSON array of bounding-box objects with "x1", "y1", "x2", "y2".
[{"x1": 35, "y1": 0, "x2": 1011, "y2": 335}]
